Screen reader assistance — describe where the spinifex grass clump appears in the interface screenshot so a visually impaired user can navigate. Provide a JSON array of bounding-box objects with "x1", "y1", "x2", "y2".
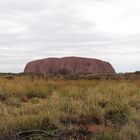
[{"x1": 0, "y1": 75, "x2": 139, "y2": 140}]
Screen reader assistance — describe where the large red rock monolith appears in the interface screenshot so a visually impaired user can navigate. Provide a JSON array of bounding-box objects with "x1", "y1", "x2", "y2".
[{"x1": 24, "y1": 57, "x2": 115, "y2": 75}]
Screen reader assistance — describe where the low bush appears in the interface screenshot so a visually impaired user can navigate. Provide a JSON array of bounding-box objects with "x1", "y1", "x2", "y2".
[
  {"x1": 105, "y1": 106, "x2": 129, "y2": 125},
  {"x1": 25, "y1": 86, "x2": 52, "y2": 99}
]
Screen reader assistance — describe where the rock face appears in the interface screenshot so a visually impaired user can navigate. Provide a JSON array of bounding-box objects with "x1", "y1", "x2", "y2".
[{"x1": 24, "y1": 57, "x2": 115, "y2": 75}]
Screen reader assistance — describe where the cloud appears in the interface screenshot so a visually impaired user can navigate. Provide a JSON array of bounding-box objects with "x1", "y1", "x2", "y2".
[{"x1": 0, "y1": 0, "x2": 140, "y2": 72}]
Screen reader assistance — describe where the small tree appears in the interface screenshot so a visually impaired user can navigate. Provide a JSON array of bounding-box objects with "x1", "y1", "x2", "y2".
[{"x1": 58, "y1": 68, "x2": 71, "y2": 75}]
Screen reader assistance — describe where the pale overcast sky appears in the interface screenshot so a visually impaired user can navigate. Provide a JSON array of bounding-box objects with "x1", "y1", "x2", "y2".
[{"x1": 0, "y1": 0, "x2": 140, "y2": 73}]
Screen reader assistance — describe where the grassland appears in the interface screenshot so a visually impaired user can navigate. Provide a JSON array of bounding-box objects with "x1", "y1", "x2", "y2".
[{"x1": 0, "y1": 75, "x2": 139, "y2": 140}]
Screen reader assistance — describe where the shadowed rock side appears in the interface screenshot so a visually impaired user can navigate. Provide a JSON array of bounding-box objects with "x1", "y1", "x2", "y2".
[{"x1": 24, "y1": 57, "x2": 115, "y2": 75}]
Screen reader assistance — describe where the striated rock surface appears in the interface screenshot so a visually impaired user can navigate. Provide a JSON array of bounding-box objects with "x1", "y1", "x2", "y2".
[{"x1": 24, "y1": 57, "x2": 115, "y2": 74}]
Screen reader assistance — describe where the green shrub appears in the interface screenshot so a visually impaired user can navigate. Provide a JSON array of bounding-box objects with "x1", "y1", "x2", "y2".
[
  {"x1": 0, "y1": 91, "x2": 9, "y2": 101},
  {"x1": 26, "y1": 88, "x2": 49, "y2": 99},
  {"x1": 105, "y1": 107, "x2": 129, "y2": 125},
  {"x1": 57, "y1": 68, "x2": 71, "y2": 75},
  {"x1": 0, "y1": 88, "x2": 10, "y2": 101}
]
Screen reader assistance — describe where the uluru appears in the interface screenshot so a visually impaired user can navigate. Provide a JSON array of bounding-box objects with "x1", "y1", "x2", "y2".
[{"x1": 24, "y1": 57, "x2": 115, "y2": 75}]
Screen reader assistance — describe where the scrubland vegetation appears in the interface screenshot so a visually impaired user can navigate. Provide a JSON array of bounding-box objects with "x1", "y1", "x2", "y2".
[{"x1": 0, "y1": 74, "x2": 139, "y2": 140}]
